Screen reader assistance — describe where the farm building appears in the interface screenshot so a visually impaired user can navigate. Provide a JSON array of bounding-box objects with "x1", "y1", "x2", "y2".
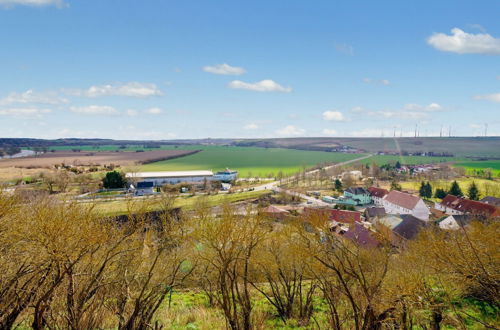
[
  {"x1": 135, "y1": 181, "x2": 154, "y2": 196},
  {"x1": 213, "y1": 168, "x2": 238, "y2": 182},
  {"x1": 381, "y1": 190, "x2": 430, "y2": 221},
  {"x1": 126, "y1": 170, "x2": 214, "y2": 185}
]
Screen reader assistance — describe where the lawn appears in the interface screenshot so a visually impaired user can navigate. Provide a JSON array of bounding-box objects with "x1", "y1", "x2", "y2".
[
  {"x1": 140, "y1": 146, "x2": 367, "y2": 177},
  {"x1": 396, "y1": 178, "x2": 500, "y2": 198},
  {"x1": 91, "y1": 190, "x2": 269, "y2": 216},
  {"x1": 359, "y1": 155, "x2": 463, "y2": 166}
]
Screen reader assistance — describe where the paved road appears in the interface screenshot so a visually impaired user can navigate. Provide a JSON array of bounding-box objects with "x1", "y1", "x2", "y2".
[{"x1": 271, "y1": 153, "x2": 374, "y2": 206}]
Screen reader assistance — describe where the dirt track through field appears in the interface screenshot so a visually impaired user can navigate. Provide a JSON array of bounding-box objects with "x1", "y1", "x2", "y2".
[{"x1": 0, "y1": 149, "x2": 200, "y2": 168}]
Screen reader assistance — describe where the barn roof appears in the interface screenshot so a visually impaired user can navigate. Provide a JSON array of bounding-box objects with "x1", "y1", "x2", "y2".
[{"x1": 126, "y1": 170, "x2": 214, "y2": 178}]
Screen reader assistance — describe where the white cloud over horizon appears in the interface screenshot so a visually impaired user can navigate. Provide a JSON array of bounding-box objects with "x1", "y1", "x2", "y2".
[
  {"x1": 0, "y1": 89, "x2": 68, "y2": 106},
  {"x1": 0, "y1": 107, "x2": 52, "y2": 118},
  {"x1": 363, "y1": 78, "x2": 390, "y2": 86},
  {"x1": 228, "y1": 80, "x2": 292, "y2": 93},
  {"x1": 276, "y1": 125, "x2": 305, "y2": 137},
  {"x1": 427, "y1": 28, "x2": 500, "y2": 55},
  {"x1": 474, "y1": 93, "x2": 500, "y2": 103},
  {"x1": 322, "y1": 128, "x2": 337, "y2": 136},
  {"x1": 69, "y1": 105, "x2": 118, "y2": 115},
  {"x1": 243, "y1": 123, "x2": 259, "y2": 130},
  {"x1": 203, "y1": 63, "x2": 246, "y2": 75},
  {"x1": 67, "y1": 82, "x2": 163, "y2": 98},
  {"x1": 0, "y1": 0, "x2": 66, "y2": 8},
  {"x1": 322, "y1": 110, "x2": 345, "y2": 121}
]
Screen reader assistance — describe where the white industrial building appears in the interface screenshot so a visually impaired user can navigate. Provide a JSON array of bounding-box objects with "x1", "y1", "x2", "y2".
[{"x1": 126, "y1": 170, "x2": 214, "y2": 185}]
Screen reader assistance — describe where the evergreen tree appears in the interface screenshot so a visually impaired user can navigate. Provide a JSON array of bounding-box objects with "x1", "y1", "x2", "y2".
[
  {"x1": 448, "y1": 180, "x2": 463, "y2": 197},
  {"x1": 334, "y1": 179, "x2": 343, "y2": 192},
  {"x1": 395, "y1": 161, "x2": 402, "y2": 169},
  {"x1": 419, "y1": 181, "x2": 427, "y2": 198},
  {"x1": 434, "y1": 188, "x2": 447, "y2": 199},
  {"x1": 468, "y1": 181, "x2": 480, "y2": 200},
  {"x1": 425, "y1": 182, "x2": 433, "y2": 199}
]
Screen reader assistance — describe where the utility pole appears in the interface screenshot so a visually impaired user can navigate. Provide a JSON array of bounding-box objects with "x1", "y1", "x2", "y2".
[
  {"x1": 414, "y1": 124, "x2": 418, "y2": 138},
  {"x1": 440, "y1": 125, "x2": 443, "y2": 138}
]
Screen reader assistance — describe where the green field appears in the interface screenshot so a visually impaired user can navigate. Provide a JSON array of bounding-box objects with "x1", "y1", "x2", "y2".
[
  {"x1": 454, "y1": 160, "x2": 500, "y2": 176},
  {"x1": 140, "y1": 146, "x2": 367, "y2": 177},
  {"x1": 358, "y1": 155, "x2": 462, "y2": 166}
]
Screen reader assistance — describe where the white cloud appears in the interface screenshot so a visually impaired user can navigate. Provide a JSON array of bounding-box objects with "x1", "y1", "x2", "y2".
[
  {"x1": 228, "y1": 80, "x2": 292, "y2": 93},
  {"x1": 288, "y1": 114, "x2": 298, "y2": 119},
  {"x1": 350, "y1": 106, "x2": 364, "y2": 113},
  {"x1": 427, "y1": 28, "x2": 500, "y2": 55},
  {"x1": 403, "y1": 103, "x2": 443, "y2": 111},
  {"x1": 243, "y1": 123, "x2": 259, "y2": 130},
  {"x1": 322, "y1": 128, "x2": 337, "y2": 136},
  {"x1": 203, "y1": 63, "x2": 246, "y2": 75},
  {"x1": 0, "y1": 89, "x2": 67, "y2": 106},
  {"x1": 322, "y1": 110, "x2": 345, "y2": 121},
  {"x1": 0, "y1": 107, "x2": 51, "y2": 118},
  {"x1": 474, "y1": 93, "x2": 500, "y2": 103},
  {"x1": 70, "y1": 105, "x2": 118, "y2": 115},
  {"x1": 146, "y1": 107, "x2": 163, "y2": 115},
  {"x1": 126, "y1": 109, "x2": 138, "y2": 116},
  {"x1": 335, "y1": 43, "x2": 354, "y2": 55},
  {"x1": 363, "y1": 78, "x2": 390, "y2": 86},
  {"x1": 0, "y1": 0, "x2": 66, "y2": 8},
  {"x1": 68, "y1": 82, "x2": 163, "y2": 98},
  {"x1": 276, "y1": 125, "x2": 305, "y2": 137}
]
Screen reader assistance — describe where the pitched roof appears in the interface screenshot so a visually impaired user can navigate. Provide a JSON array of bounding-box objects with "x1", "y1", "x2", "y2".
[
  {"x1": 330, "y1": 209, "x2": 362, "y2": 223},
  {"x1": 481, "y1": 196, "x2": 500, "y2": 207},
  {"x1": 345, "y1": 187, "x2": 370, "y2": 195},
  {"x1": 262, "y1": 205, "x2": 288, "y2": 214},
  {"x1": 365, "y1": 207, "x2": 386, "y2": 218},
  {"x1": 126, "y1": 170, "x2": 214, "y2": 178},
  {"x1": 440, "y1": 195, "x2": 499, "y2": 217},
  {"x1": 368, "y1": 186, "x2": 389, "y2": 198},
  {"x1": 302, "y1": 207, "x2": 361, "y2": 224},
  {"x1": 384, "y1": 190, "x2": 422, "y2": 210},
  {"x1": 344, "y1": 223, "x2": 380, "y2": 248},
  {"x1": 392, "y1": 215, "x2": 427, "y2": 240}
]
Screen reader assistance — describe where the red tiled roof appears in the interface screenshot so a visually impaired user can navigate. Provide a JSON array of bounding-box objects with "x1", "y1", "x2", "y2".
[
  {"x1": 440, "y1": 195, "x2": 499, "y2": 217},
  {"x1": 384, "y1": 190, "x2": 421, "y2": 210},
  {"x1": 303, "y1": 207, "x2": 361, "y2": 224},
  {"x1": 368, "y1": 187, "x2": 389, "y2": 198}
]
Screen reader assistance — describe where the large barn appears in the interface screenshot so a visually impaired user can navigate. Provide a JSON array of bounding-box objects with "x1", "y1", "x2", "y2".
[{"x1": 126, "y1": 170, "x2": 214, "y2": 185}]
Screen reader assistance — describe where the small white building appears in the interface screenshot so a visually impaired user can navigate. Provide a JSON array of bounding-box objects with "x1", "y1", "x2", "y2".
[
  {"x1": 126, "y1": 170, "x2": 214, "y2": 185},
  {"x1": 381, "y1": 190, "x2": 430, "y2": 221},
  {"x1": 439, "y1": 215, "x2": 473, "y2": 230},
  {"x1": 368, "y1": 187, "x2": 389, "y2": 206}
]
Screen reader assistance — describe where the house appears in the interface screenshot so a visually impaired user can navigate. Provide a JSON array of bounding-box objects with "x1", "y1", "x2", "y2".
[
  {"x1": 382, "y1": 190, "x2": 430, "y2": 221},
  {"x1": 135, "y1": 181, "x2": 154, "y2": 196},
  {"x1": 480, "y1": 196, "x2": 500, "y2": 207},
  {"x1": 368, "y1": 187, "x2": 389, "y2": 206},
  {"x1": 336, "y1": 187, "x2": 372, "y2": 206},
  {"x1": 435, "y1": 195, "x2": 500, "y2": 217},
  {"x1": 262, "y1": 205, "x2": 290, "y2": 221},
  {"x1": 438, "y1": 214, "x2": 477, "y2": 230},
  {"x1": 343, "y1": 222, "x2": 380, "y2": 248},
  {"x1": 213, "y1": 168, "x2": 238, "y2": 182},
  {"x1": 373, "y1": 214, "x2": 427, "y2": 242},
  {"x1": 364, "y1": 207, "x2": 386, "y2": 222}
]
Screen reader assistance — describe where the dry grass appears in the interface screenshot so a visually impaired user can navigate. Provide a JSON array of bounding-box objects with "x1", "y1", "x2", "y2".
[{"x1": 0, "y1": 149, "x2": 198, "y2": 169}]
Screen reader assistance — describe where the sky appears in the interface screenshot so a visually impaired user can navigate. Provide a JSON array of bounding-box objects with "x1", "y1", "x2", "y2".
[{"x1": 0, "y1": 0, "x2": 499, "y2": 140}]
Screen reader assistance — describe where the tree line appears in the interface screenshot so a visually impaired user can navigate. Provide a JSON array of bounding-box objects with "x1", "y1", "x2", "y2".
[{"x1": 0, "y1": 191, "x2": 498, "y2": 329}]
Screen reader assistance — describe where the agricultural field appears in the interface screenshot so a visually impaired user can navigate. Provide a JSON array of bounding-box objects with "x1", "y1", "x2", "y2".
[
  {"x1": 0, "y1": 149, "x2": 198, "y2": 169},
  {"x1": 358, "y1": 154, "x2": 463, "y2": 166},
  {"x1": 454, "y1": 160, "x2": 500, "y2": 177},
  {"x1": 140, "y1": 146, "x2": 367, "y2": 177}
]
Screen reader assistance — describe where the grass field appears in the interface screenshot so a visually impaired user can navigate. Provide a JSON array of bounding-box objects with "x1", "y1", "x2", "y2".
[
  {"x1": 394, "y1": 178, "x2": 500, "y2": 198},
  {"x1": 140, "y1": 146, "x2": 367, "y2": 177},
  {"x1": 91, "y1": 190, "x2": 268, "y2": 216},
  {"x1": 454, "y1": 160, "x2": 500, "y2": 177},
  {"x1": 358, "y1": 155, "x2": 462, "y2": 166}
]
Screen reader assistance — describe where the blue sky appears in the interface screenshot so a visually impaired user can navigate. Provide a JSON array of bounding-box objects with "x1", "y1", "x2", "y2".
[{"x1": 0, "y1": 0, "x2": 499, "y2": 139}]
